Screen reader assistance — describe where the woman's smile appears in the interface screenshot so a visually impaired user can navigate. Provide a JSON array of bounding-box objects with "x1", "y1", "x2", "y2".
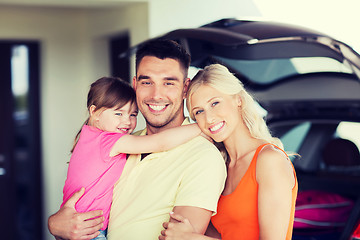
[{"x1": 209, "y1": 121, "x2": 225, "y2": 134}]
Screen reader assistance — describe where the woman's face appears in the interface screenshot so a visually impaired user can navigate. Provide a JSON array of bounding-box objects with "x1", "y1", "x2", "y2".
[{"x1": 190, "y1": 84, "x2": 241, "y2": 142}]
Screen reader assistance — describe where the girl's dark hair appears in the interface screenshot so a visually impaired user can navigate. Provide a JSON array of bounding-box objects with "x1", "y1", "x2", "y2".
[
  {"x1": 71, "y1": 77, "x2": 136, "y2": 153},
  {"x1": 87, "y1": 77, "x2": 136, "y2": 111}
]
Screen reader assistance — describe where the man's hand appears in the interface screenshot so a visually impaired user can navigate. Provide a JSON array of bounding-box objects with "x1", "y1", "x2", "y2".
[
  {"x1": 159, "y1": 212, "x2": 196, "y2": 240},
  {"x1": 48, "y1": 188, "x2": 104, "y2": 240}
]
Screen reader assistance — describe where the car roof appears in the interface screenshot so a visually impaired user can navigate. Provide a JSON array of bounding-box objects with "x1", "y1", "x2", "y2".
[
  {"x1": 161, "y1": 19, "x2": 360, "y2": 79},
  {"x1": 123, "y1": 18, "x2": 360, "y2": 121}
]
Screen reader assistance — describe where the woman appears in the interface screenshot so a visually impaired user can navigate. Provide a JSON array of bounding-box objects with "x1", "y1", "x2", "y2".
[{"x1": 160, "y1": 64, "x2": 298, "y2": 240}]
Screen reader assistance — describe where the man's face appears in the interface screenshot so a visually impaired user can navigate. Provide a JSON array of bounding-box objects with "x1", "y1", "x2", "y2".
[{"x1": 133, "y1": 56, "x2": 190, "y2": 133}]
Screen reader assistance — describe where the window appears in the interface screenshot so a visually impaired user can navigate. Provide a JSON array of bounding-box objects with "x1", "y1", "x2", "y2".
[{"x1": 336, "y1": 121, "x2": 360, "y2": 151}]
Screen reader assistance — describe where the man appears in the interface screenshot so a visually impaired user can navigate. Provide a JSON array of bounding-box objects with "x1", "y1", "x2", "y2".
[{"x1": 48, "y1": 39, "x2": 226, "y2": 240}]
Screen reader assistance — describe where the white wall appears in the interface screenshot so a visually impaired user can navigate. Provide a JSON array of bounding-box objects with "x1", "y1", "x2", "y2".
[
  {"x1": 147, "y1": 0, "x2": 261, "y2": 37},
  {"x1": 85, "y1": 3, "x2": 149, "y2": 81}
]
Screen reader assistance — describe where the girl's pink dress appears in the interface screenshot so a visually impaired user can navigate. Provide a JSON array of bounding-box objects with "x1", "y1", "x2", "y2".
[{"x1": 62, "y1": 125, "x2": 127, "y2": 230}]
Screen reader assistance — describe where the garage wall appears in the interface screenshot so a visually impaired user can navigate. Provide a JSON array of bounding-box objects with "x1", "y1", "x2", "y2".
[{"x1": 148, "y1": 0, "x2": 261, "y2": 37}]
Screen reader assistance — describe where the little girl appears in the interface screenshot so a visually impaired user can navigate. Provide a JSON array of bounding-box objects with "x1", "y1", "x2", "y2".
[{"x1": 61, "y1": 77, "x2": 202, "y2": 240}]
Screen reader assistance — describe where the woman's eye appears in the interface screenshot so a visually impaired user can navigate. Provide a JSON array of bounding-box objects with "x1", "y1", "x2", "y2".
[
  {"x1": 211, "y1": 101, "x2": 219, "y2": 107},
  {"x1": 194, "y1": 110, "x2": 203, "y2": 115},
  {"x1": 115, "y1": 113, "x2": 122, "y2": 116}
]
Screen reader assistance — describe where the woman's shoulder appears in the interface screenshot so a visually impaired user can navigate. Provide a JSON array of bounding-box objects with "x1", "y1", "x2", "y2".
[
  {"x1": 256, "y1": 144, "x2": 294, "y2": 183},
  {"x1": 257, "y1": 144, "x2": 289, "y2": 163}
]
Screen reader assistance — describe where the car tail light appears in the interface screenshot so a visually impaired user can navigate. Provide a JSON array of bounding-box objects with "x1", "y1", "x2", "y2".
[{"x1": 351, "y1": 222, "x2": 360, "y2": 240}]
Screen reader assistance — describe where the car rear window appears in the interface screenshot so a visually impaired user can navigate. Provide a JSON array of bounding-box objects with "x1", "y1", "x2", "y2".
[
  {"x1": 215, "y1": 56, "x2": 353, "y2": 85},
  {"x1": 280, "y1": 122, "x2": 311, "y2": 157}
]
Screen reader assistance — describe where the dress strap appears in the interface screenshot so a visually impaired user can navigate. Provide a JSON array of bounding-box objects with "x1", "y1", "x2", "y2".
[{"x1": 255, "y1": 143, "x2": 289, "y2": 160}]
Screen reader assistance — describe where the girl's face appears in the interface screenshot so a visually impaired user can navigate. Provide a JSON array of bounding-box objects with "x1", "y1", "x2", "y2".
[
  {"x1": 190, "y1": 85, "x2": 241, "y2": 142},
  {"x1": 91, "y1": 101, "x2": 138, "y2": 134}
]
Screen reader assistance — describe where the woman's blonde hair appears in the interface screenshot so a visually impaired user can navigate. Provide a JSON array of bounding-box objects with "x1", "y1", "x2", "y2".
[{"x1": 186, "y1": 64, "x2": 283, "y2": 150}]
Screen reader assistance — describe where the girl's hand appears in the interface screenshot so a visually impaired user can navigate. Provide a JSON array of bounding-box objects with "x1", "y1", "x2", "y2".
[{"x1": 159, "y1": 212, "x2": 196, "y2": 240}]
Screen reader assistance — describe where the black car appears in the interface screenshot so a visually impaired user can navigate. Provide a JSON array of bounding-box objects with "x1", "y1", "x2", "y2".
[{"x1": 123, "y1": 18, "x2": 360, "y2": 240}]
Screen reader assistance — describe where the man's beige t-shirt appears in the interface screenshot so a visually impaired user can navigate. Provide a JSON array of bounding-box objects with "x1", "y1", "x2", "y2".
[{"x1": 107, "y1": 118, "x2": 227, "y2": 240}]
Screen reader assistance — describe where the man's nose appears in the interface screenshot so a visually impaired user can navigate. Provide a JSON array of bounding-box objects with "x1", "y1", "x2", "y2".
[{"x1": 151, "y1": 84, "x2": 164, "y2": 100}]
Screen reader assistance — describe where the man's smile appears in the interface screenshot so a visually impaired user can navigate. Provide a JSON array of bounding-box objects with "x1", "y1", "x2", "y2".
[{"x1": 148, "y1": 104, "x2": 168, "y2": 112}]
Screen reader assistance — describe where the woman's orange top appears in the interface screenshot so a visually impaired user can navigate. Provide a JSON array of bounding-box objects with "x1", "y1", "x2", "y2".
[{"x1": 211, "y1": 143, "x2": 298, "y2": 240}]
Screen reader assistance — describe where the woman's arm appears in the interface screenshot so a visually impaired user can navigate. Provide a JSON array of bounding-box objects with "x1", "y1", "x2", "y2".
[
  {"x1": 48, "y1": 188, "x2": 104, "y2": 240},
  {"x1": 110, "y1": 123, "x2": 202, "y2": 156},
  {"x1": 159, "y1": 212, "x2": 221, "y2": 240},
  {"x1": 256, "y1": 146, "x2": 296, "y2": 240}
]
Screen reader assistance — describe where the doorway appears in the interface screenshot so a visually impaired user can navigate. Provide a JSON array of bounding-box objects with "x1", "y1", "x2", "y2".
[
  {"x1": 110, "y1": 33, "x2": 130, "y2": 82},
  {"x1": 0, "y1": 41, "x2": 43, "y2": 240}
]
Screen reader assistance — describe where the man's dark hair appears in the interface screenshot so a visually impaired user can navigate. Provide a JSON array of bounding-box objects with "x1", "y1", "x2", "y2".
[{"x1": 135, "y1": 39, "x2": 191, "y2": 78}]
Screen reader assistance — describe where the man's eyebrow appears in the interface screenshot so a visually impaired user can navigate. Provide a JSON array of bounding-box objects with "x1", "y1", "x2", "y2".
[
  {"x1": 137, "y1": 75, "x2": 180, "y2": 81},
  {"x1": 164, "y1": 77, "x2": 180, "y2": 81},
  {"x1": 137, "y1": 75, "x2": 150, "y2": 80}
]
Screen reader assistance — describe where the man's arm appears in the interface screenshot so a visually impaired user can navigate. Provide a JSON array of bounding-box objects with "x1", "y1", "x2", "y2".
[
  {"x1": 163, "y1": 140, "x2": 226, "y2": 238},
  {"x1": 171, "y1": 206, "x2": 212, "y2": 234},
  {"x1": 48, "y1": 188, "x2": 104, "y2": 240},
  {"x1": 160, "y1": 212, "x2": 221, "y2": 240}
]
